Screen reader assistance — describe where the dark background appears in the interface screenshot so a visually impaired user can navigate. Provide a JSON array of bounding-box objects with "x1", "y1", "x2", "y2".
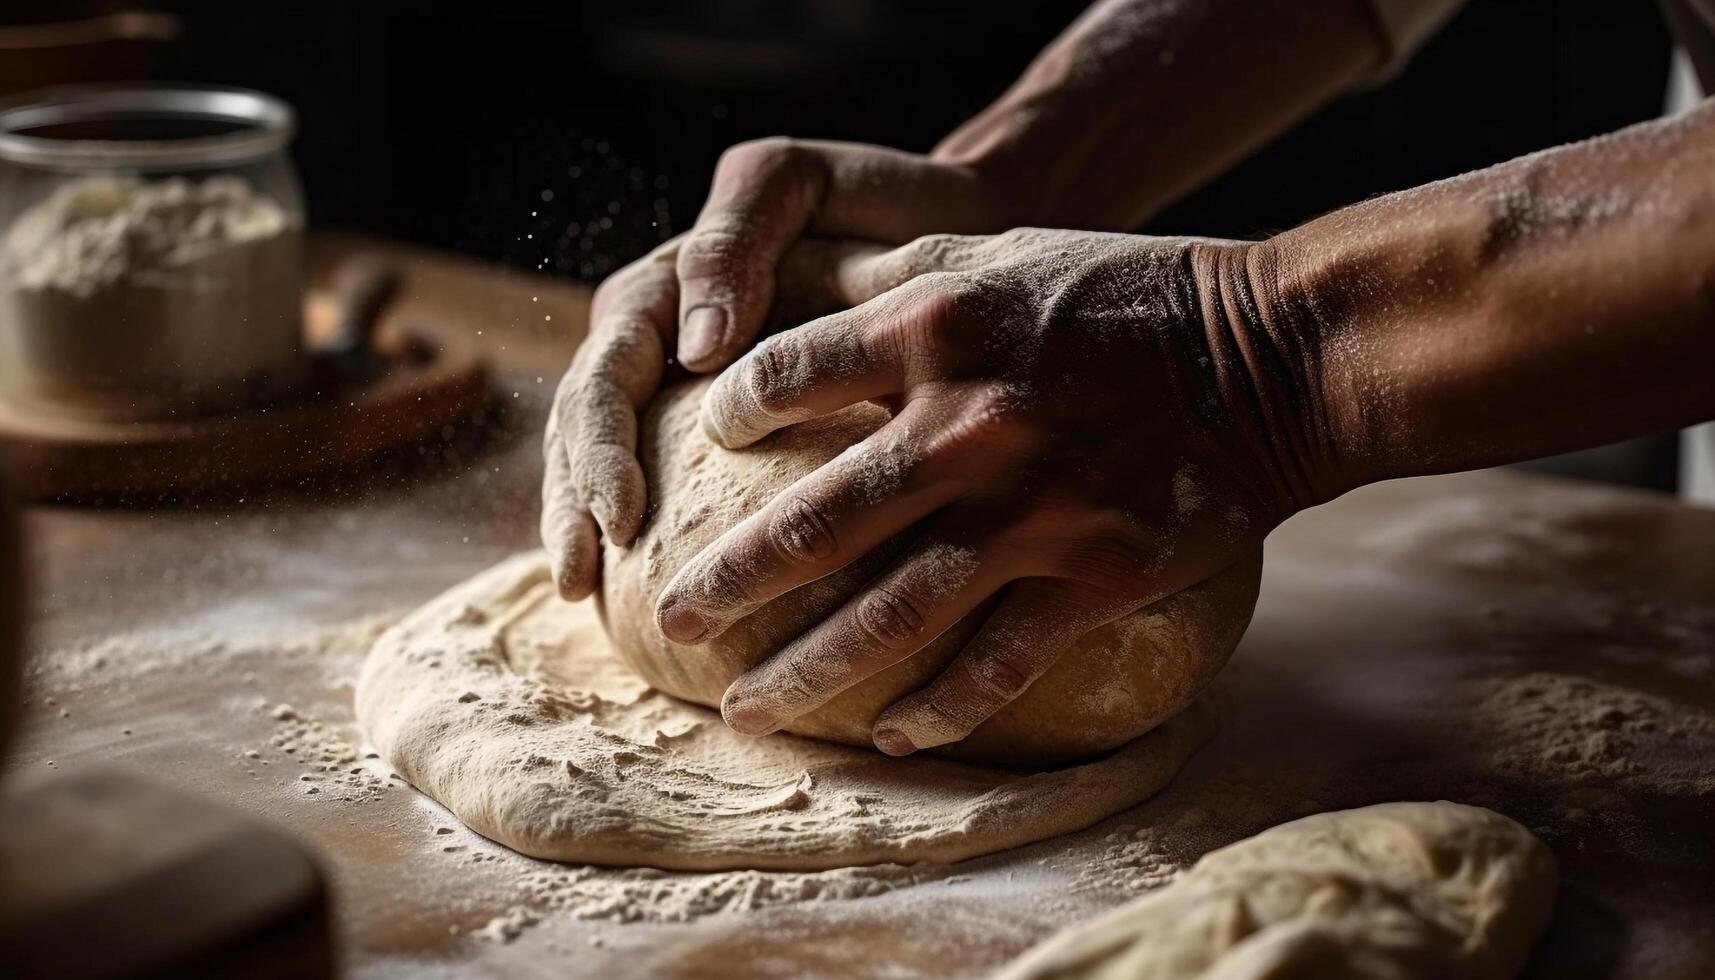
[
  {"x1": 58, "y1": 0, "x2": 1683, "y2": 487},
  {"x1": 147, "y1": 0, "x2": 1674, "y2": 277}
]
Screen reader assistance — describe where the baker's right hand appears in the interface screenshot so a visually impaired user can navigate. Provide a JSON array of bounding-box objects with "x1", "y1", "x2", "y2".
[{"x1": 543, "y1": 140, "x2": 1010, "y2": 600}]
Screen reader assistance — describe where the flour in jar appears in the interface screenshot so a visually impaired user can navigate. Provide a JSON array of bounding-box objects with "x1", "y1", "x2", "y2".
[
  {"x1": 1, "y1": 175, "x2": 294, "y2": 294},
  {"x1": 0, "y1": 174, "x2": 303, "y2": 419}
]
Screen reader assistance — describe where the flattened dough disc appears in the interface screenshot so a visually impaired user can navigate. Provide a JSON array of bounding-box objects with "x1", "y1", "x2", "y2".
[{"x1": 356, "y1": 554, "x2": 1216, "y2": 871}]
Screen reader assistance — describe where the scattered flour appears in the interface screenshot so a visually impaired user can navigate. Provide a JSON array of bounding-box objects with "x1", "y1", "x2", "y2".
[
  {"x1": 1472, "y1": 671, "x2": 1715, "y2": 810},
  {"x1": 265, "y1": 700, "x2": 390, "y2": 803},
  {"x1": 474, "y1": 862, "x2": 948, "y2": 941}
]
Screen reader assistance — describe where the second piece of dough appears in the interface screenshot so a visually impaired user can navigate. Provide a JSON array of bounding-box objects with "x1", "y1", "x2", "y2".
[{"x1": 995, "y1": 801, "x2": 1557, "y2": 980}]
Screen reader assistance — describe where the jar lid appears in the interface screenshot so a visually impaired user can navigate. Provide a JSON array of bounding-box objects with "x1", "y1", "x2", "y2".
[{"x1": 0, "y1": 84, "x2": 295, "y2": 171}]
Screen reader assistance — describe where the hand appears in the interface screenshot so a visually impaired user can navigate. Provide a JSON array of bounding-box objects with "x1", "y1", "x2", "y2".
[
  {"x1": 655, "y1": 228, "x2": 1325, "y2": 755},
  {"x1": 543, "y1": 141, "x2": 1010, "y2": 599},
  {"x1": 669, "y1": 139, "x2": 1005, "y2": 371}
]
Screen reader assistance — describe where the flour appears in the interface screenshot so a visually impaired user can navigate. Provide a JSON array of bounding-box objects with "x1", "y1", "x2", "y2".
[
  {"x1": 0, "y1": 174, "x2": 303, "y2": 419},
  {"x1": 475, "y1": 861, "x2": 946, "y2": 941},
  {"x1": 1471, "y1": 671, "x2": 1715, "y2": 812},
  {"x1": 265, "y1": 700, "x2": 391, "y2": 803},
  {"x1": 1, "y1": 175, "x2": 292, "y2": 296}
]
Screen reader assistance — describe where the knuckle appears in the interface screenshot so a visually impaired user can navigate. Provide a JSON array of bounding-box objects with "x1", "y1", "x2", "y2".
[
  {"x1": 853, "y1": 587, "x2": 930, "y2": 652},
  {"x1": 691, "y1": 550, "x2": 759, "y2": 608},
  {"x1": 964, "y1": 385, "x2": 1021, "y2": 432},
  {"x1": 921, "y1": 387, "x2": 1028, "y2": 463},
  {"x1": 968, "y1": 651, "x2": 1033, "y2": 701},
  {"x1": 903, "y1": 233, "x2": 970, "y2": 271},
  {"x1": 591, "y1": 262, "x2": 641, "y2": 307},
  {"x1": 592, "y1": 248, "x2": 670, "y2": 307},
  {"x1": 564, "y1": 383, "x2": 626, "y2": 444},
  {"x1": 918, "y1": 271, "x2": 981, "y2": 311},
  {"x1": 917, "y1": 275, "x2": 989, "y2": 334},
  {"x1": 768, "y1": 495, "x2": 838, "y2": 563},
  {"x1": 1059, "y1": 531, "x2": 1153, "y2": 588},
  {"x1": 771, "y1": 654, "x2": 829, "y2": 706},
  {"x1": 744, "y1": 340, "x2": 795, "y2": 413},
  {"x1": 677, "y1": 228, "x2": 748, "y2": 280},
  {"x1": 889, "y1": 274, "x2": 972, "y2": 353},
  {"x1": 587, "y1": 322, "x2": 653, "y2": 372},
  {"x1": 722, "y1": 136, "x2": 798, "y2": 172},
  {"x1": 917, "y1": 695, "x2": 981, "y2": 736}
]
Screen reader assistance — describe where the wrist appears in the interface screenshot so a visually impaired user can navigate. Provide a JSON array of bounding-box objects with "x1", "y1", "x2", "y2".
[
  {"x1": 929, "y1": 124, "x2": 1048, "y2": 231},
  {"x1": 1183, "y1": 238, "x2": 1358, "y2": 518}
]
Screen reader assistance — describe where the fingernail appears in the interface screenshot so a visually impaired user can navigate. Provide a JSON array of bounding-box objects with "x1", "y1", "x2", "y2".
[
  {"x1": 724, "y1": 699, "x2": 777, "y2": 736},
  {"x1": 873, "y1": 727, "x2": 916, "y2": 757},
  {"x1": 659, "y1": 600, "x2": 709, "y2": 643},
  {"x1": 680, "y1": 305, "x2": 727, "y2": 364}
]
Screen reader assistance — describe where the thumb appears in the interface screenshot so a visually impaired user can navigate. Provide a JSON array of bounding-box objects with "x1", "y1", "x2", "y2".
[
  {"x1": 675, "y1": 138, "x2": 827, "y2": 371},
  {"x1": 676, "y1": 139, "x2": 999, "y2": 371}
]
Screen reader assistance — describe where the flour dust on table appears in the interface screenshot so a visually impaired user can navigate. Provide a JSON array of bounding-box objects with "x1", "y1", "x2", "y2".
[{"x1": 355, "y1": 554, "x2": 1216, "y2": 871}]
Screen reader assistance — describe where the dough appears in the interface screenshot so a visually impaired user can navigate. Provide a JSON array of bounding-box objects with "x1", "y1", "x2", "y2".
[
  {"x1": 601, "y1": 378, "x2": 1263, "y2": 766},
  {"x1": 355, "y1": 555, "x2": 1216, "y2": 870},
  {"x1": 995, "y1": 801, "x2": 1558, "y2": 980}
]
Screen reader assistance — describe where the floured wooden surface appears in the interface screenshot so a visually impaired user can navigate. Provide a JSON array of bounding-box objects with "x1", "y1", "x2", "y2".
[
  {"x1": 6, "y1": 241, "x2": 1714, "y2": 979},
  {"x1": 12, "y1": 417, "x2": 1715, "y2": 978}
]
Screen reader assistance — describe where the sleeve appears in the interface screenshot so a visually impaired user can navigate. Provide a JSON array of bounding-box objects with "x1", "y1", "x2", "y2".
[{"x1": 1360, "y1": 0, "x2": 1470, "y2": 79}]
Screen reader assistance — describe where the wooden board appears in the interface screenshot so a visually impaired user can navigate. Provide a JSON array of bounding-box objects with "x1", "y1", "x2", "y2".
[{"x1": 0, "y1": 339, "x2": 490, "y2": 504}]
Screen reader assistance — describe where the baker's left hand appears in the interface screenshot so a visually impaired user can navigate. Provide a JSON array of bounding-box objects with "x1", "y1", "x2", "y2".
[{"x1": 654, "y1": 228, "x2": 1330, "y2": 755}]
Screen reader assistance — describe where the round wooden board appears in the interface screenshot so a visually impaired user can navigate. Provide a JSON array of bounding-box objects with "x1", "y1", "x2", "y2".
[{"x1": 0, "y1": 343, "x2": 490, "y2": 504}]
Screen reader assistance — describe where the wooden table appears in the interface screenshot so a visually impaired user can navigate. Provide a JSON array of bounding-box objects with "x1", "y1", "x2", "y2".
[{"x1": 7, "y1": 235, "x2": 1714, "y2": 978}]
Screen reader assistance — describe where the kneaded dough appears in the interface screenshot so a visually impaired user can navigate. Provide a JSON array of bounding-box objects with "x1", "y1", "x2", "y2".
[
  {"x1": 601, "y1": 378, "x2": 1263, "y2": 766},
  {"x1": 995, "y1": 801, "x2": 1558, "y2": 980},
  {"x1": 355, "y1": 555, "x2": 1218, "y2": 871}
]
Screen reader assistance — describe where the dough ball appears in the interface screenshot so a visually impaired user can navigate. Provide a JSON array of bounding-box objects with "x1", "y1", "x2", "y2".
[{"x1": 599, "y1": 378, "x2": 1261, "y2": 767}]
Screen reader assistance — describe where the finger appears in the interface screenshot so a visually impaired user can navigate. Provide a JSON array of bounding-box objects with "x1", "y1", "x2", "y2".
[
  {"x1": 559, "y1": 256, "x2": 673, "y2": 545},
  {"x1": 700, "y1": 283, "x2": 918, "y2": 450},
  {"x1": 766, "y1": 232, "x2": 996, "y2": 331},
  {"x1": 871, "y1": 580, "x2": 1130, "y2": 756},
  {"x1": 676, "y1": 139, "x2": 829, "y2": 369},
  {"x1": 655, "y1": 398, "x2": 962, "y2": 644},
  {"x1": 587, "y1": 235, "x2": 681, "y2": 343},
  {"x1": 767, "y1": 237, "x2": 891, "y2": 328},
  {"x1": 560, "y1": 374, "x2": 649, "y2": 545},
  {"x1": 830, "y1": 231, "x2": 995, "y2": 301},
  {"x1": 541, "y1": 426, "x2": 600, "y2": 600},
  {"x1": 675, "y1": 142, "x2": 996, "y2": 371},
  {"x1": 719, "y1": 528, "x2": 1015, "y2": 736}
]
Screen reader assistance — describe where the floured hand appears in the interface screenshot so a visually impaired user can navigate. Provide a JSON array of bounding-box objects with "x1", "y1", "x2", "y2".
[
  {"x1": 542, "y1": 140, "x2": 1009, "y2": 600},
  {"x1": 655, "y1": 228, "x2": 1328, "y2": 755}
]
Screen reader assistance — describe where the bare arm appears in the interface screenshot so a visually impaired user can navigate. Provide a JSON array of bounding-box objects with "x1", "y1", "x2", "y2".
[
  {"x1": 936, "y1": 0, "x2": 1387, "y2": 228},
  {"x1": 543, "y1": 0, "x2": 1390, "y2": 597},
  {"x1": 1249, "y1": 98, "x2": 1715, "y2": 504},
  {"x1": 659, "y1": 102, "x2": 1715, "y2": 753}
]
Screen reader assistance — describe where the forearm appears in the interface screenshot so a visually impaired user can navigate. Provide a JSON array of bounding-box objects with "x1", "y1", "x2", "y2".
[
  {"x1": 1261, "y1": 101, "x2": 1715, "y2": 497},
  {"x1": 933, "y1": 0, "x2": 1385, "y2": 230}
]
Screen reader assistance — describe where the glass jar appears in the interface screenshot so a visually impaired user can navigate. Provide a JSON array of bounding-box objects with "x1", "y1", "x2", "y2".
[{"x1": 0, "y1": 85, "x2": 306, "y2": 422}]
